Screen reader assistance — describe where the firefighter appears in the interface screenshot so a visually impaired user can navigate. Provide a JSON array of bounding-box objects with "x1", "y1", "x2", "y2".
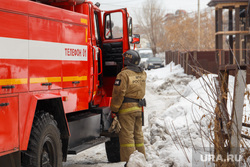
[{"x1": 110, "y1": 50, "x2": 147, "y2": 162}]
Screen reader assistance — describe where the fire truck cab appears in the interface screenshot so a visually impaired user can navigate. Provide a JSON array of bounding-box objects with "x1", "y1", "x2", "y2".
[{"x1": 0, "y1": 0, "x2": 139, "y2": 166}]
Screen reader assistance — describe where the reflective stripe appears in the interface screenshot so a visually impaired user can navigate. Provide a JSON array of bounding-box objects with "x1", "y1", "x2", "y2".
[
  {"x1": 0, "y1": 78, "x2": 27, "y2": 86},
  {"x1": 81, "y1": 18, "x2": 88, "y2": 25},
  {"x1": 120, "y1": 143, "x2": 144, "y2": 147},
  {"x1": 0, "y1": 76, "x2": 87, "y2": 85},
  {"x1": 30, "y1": 76, "x2": 88, "y2": 84},
  {"x1": 30, "y1": 77, "x2": 61, "y2": 84},
  {"x1": 119, "y1": 106, "x2": 142, "y2": 114},
  {"x1": 63, "y1": 76, "x2": 87, "y2": 82},
  {"x1": 135, "y1": 143, "x2": 144, "y2": 147},
  {"x1": 120, "y1": 143, "x2": 135, "y2": 147}
]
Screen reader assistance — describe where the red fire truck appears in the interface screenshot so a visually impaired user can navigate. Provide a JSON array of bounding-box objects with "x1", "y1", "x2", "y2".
[{"x1": 0, "y1": 0, "x2": 139, "y2": 166}]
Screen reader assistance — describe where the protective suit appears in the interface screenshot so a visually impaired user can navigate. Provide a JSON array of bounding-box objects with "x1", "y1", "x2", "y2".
[{"x1": 111, "y1": 64, "x2": 147, "y2": 162}]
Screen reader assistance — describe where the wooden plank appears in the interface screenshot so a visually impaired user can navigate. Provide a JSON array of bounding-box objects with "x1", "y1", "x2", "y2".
[
  {"x1": 229, "y1": 8, "x2": 234, "y2": 64},
  {"x1": 215, "y1": 31, "x2": 249, "y2": 35},
  {"x1": 214, "y1": 76, "x2": 229, "y2": 134},
  {"x1": 218, "y1": 8, "x2": 223, "y2": 32},
  {"x1": 214, "y1": 71, "x2": 229, "y2": 167},
  {"x1": 235, "y1": 7, "x2": 241, "y2": 64},
  {"x1": 185, "y1": 52, "x2": 189, "y2": 74},
  {"x1": 216, "y1": 2, "x2": 248, "y2": 8},
  {"x1": 230, "y1": 69, "x2": 246, "y2": 166},
  {"x1": 217, "y1": 8, "x2": 224, "y2": 65},
  {"x1": 242, "y1": 123, "x2": 250, "y2": 128},
  {"x1": 241, "y1": 134, "x2": 250, "y2": 140},
  {"x1": 219, "y1": 64, "x2": 247, "y2": 71}
]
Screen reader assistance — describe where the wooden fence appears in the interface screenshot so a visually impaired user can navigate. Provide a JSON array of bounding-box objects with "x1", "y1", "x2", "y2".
[{"x1": 165, "y1": 50, "x2": 250, "y2": 84}]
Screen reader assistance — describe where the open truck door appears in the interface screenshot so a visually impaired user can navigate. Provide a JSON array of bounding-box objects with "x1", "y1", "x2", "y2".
[{"x1": 102, "y1": 9, "x2": 132, "y2": 97}]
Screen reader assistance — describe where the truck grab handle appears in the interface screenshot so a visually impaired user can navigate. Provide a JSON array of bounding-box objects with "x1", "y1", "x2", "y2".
[
  {"x1": 41, "y1": 83, "x2": 52, "y2": 86},
  {"x1": 97, "y1": 47, "x2": 103, "y2": 75},
  {"x1": 0, "y1": 103, "x2": 9, "y2": 107},
  {"x1": 72, "y1": 81, "x2": 80, "y2": 84},
  {"x1": 2, "y1": 85, "x2": 15, "y2": 89}
]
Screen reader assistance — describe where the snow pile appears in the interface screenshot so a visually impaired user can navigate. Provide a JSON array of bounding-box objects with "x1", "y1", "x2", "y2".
[
  {"x1": 127, "y1": 151, "x2": 148, "y2": 167},
  {"x1": 143, "y1": 62, "x2": 223, "y2": 166}
]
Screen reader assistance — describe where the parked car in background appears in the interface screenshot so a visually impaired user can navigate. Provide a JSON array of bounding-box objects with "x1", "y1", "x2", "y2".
[
  {"x1": 137, "y1": 49, "x2": 154, "y2": 68},
  {"x1": 144, "y1": 57, "x2": 164, "y2": 70}
]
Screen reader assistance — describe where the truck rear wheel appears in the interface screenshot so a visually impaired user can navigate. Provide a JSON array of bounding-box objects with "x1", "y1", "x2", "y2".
[
  {"x1": 21, "y1": 112, "x2": 62, "y2": 167},
  {"x1": 105, "y1": 137, "x2": 120, "y2": 162}
]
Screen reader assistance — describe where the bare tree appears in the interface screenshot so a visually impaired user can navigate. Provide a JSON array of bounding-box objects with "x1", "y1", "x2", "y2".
[
  {"x1": 135, "y1": 0, "x2": 165, "y2": 56},
  {"x1": 163, "y1": 8, "x2": 215, "y2": 51}
]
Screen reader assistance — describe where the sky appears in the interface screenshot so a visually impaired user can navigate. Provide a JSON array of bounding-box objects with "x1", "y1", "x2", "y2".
[{"x1": 92, "y1": 0, "x2": 212, "y2": 16}]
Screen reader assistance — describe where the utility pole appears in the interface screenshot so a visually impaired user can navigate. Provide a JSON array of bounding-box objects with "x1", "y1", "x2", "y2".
[{"x1": 198, "y1": 0, "x2": 200, "y2": 51}]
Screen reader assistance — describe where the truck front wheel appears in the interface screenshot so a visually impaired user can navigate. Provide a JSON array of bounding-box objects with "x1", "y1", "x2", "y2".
[{"x1": 21, "y1": 112, "x2": 62, "y2": 167}]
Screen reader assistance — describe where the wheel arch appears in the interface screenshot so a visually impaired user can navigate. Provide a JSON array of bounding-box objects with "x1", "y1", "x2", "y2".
[
  {"x1": 21, "y1": 95, "x2": 69, "y2": 162},
  {"x1": 36, "y1": 98, "x2": 69, "y2": 161}
]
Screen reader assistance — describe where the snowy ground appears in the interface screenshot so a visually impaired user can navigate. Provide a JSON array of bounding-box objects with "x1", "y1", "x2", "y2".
[{"x1": 63, "y1": 62, "x2": 250, "y2": 167}]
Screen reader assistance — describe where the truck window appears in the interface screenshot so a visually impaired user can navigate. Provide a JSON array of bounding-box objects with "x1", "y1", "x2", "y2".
[{"x1": 105, "y1": 12, "x2": 123, "y2": 39}]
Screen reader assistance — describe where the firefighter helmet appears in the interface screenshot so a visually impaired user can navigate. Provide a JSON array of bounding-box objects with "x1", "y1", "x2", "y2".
[{"x1": 123, "y1": 50, "x2": 141, "y2": 66}]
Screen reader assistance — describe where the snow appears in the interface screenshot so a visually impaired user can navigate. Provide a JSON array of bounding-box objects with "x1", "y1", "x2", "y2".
[
  {"x1": 63, "y1": 62, "x2": 250, "y2": 167},
  {"x1": 143, "y1": 63, "x2": 197, "y2": 167},
  {"x1": 127, "y1": 151, "x2": 148, "y2": 167}
]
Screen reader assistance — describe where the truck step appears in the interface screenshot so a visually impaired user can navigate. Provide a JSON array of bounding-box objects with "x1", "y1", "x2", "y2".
[{"x1": 68, "y1": 137, "x2": 110, "y2": 154}]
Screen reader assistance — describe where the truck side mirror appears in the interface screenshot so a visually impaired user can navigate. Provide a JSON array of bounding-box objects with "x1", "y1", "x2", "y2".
[{"x1": 131, "y1": 34, "x2": 140, "y2": 44}]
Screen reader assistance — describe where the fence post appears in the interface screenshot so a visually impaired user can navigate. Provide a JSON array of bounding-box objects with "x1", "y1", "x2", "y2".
[
  {"x1": 165, "y1": 51, "x2": 167, "y2": 65},
  {"x1": 186, "y1": 52, "x2": 189, "y2": 75},
  {"x1": 230, "y1": 69, "x2": 246, "y2": 166},
  {"x1": 178, "y1": 51, "x2": 180, "y2": 64}
]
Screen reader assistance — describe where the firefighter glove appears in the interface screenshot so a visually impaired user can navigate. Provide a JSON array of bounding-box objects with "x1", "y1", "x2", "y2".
[{"x1": 108, "y1": 116, "x2": 121, "y2": 133}]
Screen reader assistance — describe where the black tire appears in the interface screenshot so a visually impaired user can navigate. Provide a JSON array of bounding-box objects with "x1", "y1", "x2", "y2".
[
  {"x1": 21, "y1": 112, "x2": 62, "y2": 167},
  {"x1": 105, "y1": 137, "x2": 120, "y2": 162}
]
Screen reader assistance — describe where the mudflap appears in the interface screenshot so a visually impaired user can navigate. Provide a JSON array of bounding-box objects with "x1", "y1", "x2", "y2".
[{"x1": 0, "y1": 151, "x2": 21, "y2": 167}]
